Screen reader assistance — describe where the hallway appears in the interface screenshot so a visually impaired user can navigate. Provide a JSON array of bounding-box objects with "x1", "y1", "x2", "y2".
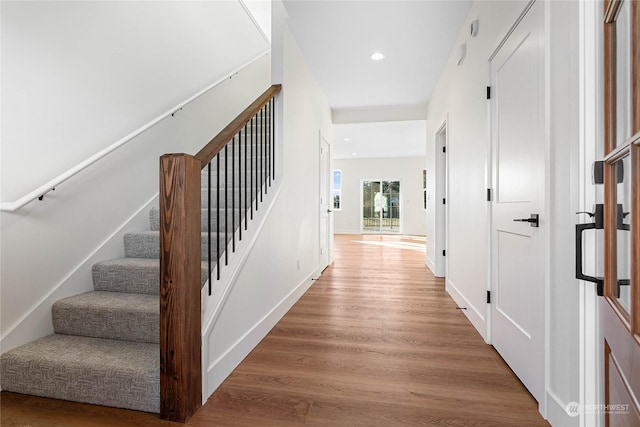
[
  {"x1": 204, "y1": 234, "x2": 548, "y2": 425},
  {"x1": 1, "y1": 235, "x2": 549, "y2": 426}
]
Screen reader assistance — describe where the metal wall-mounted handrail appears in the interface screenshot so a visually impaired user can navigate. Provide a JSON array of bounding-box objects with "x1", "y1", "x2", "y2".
[{"x1": 0, "y1": 49, "x2": 270, "y2": 212}]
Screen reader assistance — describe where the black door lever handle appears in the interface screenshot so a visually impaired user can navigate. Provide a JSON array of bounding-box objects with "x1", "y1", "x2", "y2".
[{"x1": 513, "y1": 214, "x2": 539, "y2": 227}]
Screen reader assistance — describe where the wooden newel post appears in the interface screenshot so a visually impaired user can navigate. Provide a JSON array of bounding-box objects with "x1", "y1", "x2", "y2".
[{"x1": 159, "y1": 154, "x2": 202, "y2": 422}]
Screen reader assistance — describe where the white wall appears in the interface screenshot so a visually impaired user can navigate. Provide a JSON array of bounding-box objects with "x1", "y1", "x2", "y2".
[
  {"x1": 333, "y1": 157, "x2": 426, "y2": 236},
  {"x1": 426, "y1": 0, "x2": 582, "y2": 424},
  {"x1": 1, "y1": 1, "x2": 268, "y2": 203},
  {"x1": 1, "y1": 1, "x2": 271, "y2": 351},
  {"x1": 203, "y1": 21, "x2": 334, "y2": 395}
]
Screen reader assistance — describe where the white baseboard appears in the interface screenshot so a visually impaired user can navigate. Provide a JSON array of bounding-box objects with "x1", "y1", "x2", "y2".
[
  {"x1": 333, "y1": 228, "x2": 361, "y2": 235},
  {"x1": 445, "y1": 278, "x2": 487, "y2": 341},
  {"x1": 204, "y1": 272, "x2": 316, "y2": 397},
  {"x1": 546, "y1": 390, "x2": 577, "y2": 426},
  {"x1": 425, "y1": 255, "x2": 436, "y2": 275}
]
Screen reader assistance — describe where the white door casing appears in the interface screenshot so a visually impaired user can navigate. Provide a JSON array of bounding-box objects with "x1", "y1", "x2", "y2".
[
  {"x1": 435, "y1": 120, "x2": 448, "y2": 278},
  {"x1": 489, "y1": 0, "x2": 545, "y2": 408}
]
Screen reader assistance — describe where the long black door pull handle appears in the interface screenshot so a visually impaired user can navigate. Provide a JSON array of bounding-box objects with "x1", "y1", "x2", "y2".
[{"x1": 575, "y1": 206, "x2": 603, "y2": 296}]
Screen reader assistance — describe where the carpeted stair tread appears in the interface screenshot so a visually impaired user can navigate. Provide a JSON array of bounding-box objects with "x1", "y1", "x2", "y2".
[
  {"x1": 92, "y1": 257, "x2": 209, "y2": 294},
  {"x1": 52, "y1": 291, "x2": 158, "y2": 344},
  {"x1": 0, "y1": 334, "x2": 159, "y2": 413},
  {"x1": 124, "y1": 230, "x2": 231, "y2": 259}
]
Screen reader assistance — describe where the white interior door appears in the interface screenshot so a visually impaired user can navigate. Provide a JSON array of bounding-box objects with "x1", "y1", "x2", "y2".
[
  {"x1": 489, "y1": 1, "x2": 545, "y2": 407},
  {"x1": 319, "y1": 136, "x2": 330, "y2": 273}
]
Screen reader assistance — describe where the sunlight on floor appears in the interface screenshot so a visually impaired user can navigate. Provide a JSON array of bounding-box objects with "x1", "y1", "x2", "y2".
[{"x1": 352, "y1": 237, "x2": 426, "y2": 253}]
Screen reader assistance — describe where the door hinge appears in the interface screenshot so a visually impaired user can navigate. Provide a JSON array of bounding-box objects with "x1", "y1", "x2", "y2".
[
  {"x1": 442, "y1": 250, "x2": 446, "y2": 257},
  {"x1": 487, "y1": 188, "x2": 492, "y2": 201},
  {"x1": 442, "y1": 146, "x2": 447, "y2": 153},
  {"x1": 442, "y1": 198, "x2": 446, "y2": 205},
  {"x1": 486, "y1": 86, "x2": 491, "y2": 99},
  {"x1": 486, "y1": 290, "x2": 491, "y2": 304}
]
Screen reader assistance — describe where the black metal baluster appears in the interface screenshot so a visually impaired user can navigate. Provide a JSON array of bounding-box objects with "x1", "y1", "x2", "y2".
[
  {"x1": 232, "y1": 135, "x2": 236, "y2": 253},
  {"x1": 264, "y1": 105, "x2": 267, "y2": 189},
  {"x1": 265, "y1": 102, "x2": 270, "y2": 191},
  {"x1": 260, "y1": 106, "x2": 264, "y2": 202},
  {"x1": 267, "y1": 101, "x2": 271, "y2": 187},
  {"x1": 255, "y1": 112, "x2": 259, "y2": 211},
  {"x1": 216, "y1": 155, "x2": 220, "y2": 280},
  {"x1": 224, "y1": 145, "x2": 228, "y2": 266},
  {"x1": 207, "y1": 162, "x2": 212, "y2": 295},
  {"x1": 250, "y1": 117, "x2": 255, "y2": 219},
  {"x1": 245, "y1": 122, "x2": 249, "y2": 228},
  {"x1": 271, "y1": 97, "x2": 275, "y2": 181},
  {"x1": 239, "y1": 129, "x2": 243, "y2": 240}
]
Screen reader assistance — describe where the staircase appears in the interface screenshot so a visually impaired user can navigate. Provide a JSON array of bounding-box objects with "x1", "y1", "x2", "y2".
[
  {"x1": 0, "y1": 120, "x2": 272, "y2": 413},
  {"x1": 0, "y1": 209, "x2": 208, "y2": 412},
  {"x1": 0, "y1": 86, "x2": 280, "y2": 419}
]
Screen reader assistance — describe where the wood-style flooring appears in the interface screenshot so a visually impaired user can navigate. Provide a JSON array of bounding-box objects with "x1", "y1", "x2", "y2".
[{"x1": 1, "y1": 234, "x2": 549, "y2": 426}]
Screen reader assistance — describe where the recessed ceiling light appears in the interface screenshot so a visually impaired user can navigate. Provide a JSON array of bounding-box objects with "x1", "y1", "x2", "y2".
[
  {"x1": 351, "y1": 152, "x2": 357, "y2": 156},
  {"x1": 344, "y1": 138, "x2": 351, "y2": 142},
  {"x1": 370, "y1": 52, "x2": 385, "y2": 61}
]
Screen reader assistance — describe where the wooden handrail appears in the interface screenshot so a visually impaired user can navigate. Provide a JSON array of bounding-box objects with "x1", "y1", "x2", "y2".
[{"x1": 195, "y1": 84, "x2": 281, "y2": 168}]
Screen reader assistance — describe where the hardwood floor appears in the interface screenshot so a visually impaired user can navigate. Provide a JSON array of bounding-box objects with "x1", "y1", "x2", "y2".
[{"x1": 1, "y1": 234, "x2": 549, "y2": 426}]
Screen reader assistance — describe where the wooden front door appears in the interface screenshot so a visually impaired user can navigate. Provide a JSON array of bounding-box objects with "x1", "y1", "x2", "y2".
[{"x1": 600, "y1": 1, "x2": 640, "y2": 425}]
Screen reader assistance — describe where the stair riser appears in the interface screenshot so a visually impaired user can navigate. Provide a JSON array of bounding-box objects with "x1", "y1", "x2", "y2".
[
  {"x1": 52, "y1": 301, "x2": 159, "y2": 344},
  {"x1": 92, "y1": 261, "x2": 209, "y2": 294}
]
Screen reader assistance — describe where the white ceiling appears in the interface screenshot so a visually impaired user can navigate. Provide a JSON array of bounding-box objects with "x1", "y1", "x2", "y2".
[
  {"x1": 282, "y1": 0, "x2": 472, "y2": 159},
  {"x1": 282, "y1": 0, "x2": 472, "y2": 111}
]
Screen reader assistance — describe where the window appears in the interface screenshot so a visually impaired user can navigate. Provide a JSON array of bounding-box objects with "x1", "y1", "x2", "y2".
[
  {"x1": 423, "y1": 170, "x2": 427, "y2": 210},
  {"x1": 333, "y1": 170, "x2": 342, "y2": 210}
]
